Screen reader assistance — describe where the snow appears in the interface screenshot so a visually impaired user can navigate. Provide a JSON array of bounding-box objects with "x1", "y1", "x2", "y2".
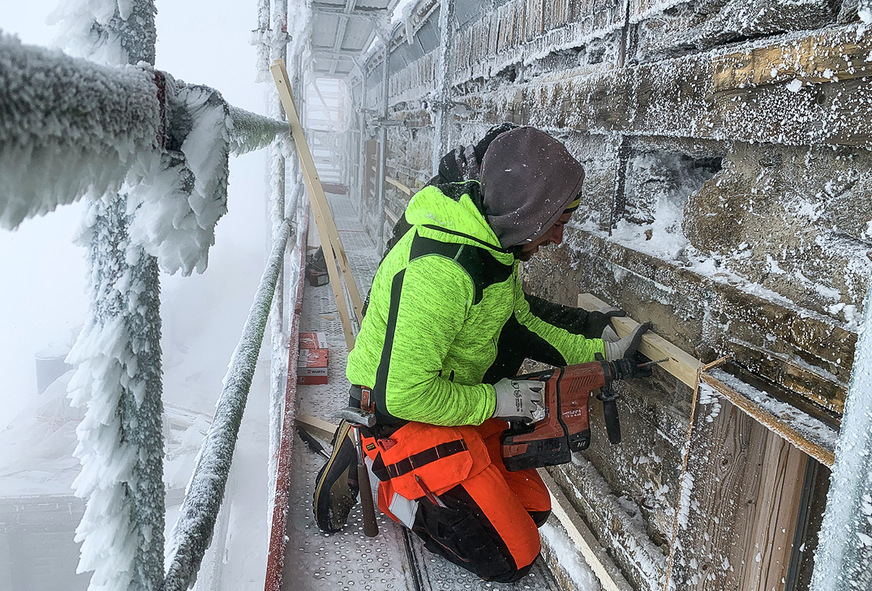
[
  {"x1": 810, "y1": 272, "x2": 872, "y2": 589},
  {"x1": 861, "y1": 1, "x2": 872, "y2": 25},
  {"x1": 539, "y1": 521, "x2": 600, "y2": 590},
  {"x1": 0, "y1": 33, "x2": 160, "y2": 230}
]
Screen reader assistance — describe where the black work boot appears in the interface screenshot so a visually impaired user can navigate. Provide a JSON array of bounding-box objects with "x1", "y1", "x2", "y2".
[{"x1": 313, "y1": 420, "x2": 359, "y2": 532}]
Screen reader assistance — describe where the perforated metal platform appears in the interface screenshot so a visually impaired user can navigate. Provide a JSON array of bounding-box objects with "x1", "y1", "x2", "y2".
[{"x1": 283, "y1": 192, "x2": 560, "y2": 591}]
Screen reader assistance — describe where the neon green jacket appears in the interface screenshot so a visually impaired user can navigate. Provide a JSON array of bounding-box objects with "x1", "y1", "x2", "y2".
[{"x1": 346, "y1": 182, "x2": 605, "y2": 426}]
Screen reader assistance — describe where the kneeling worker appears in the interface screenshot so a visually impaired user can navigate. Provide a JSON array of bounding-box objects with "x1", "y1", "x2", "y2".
[{"x1": 314, "y1": 125, "x2": 648, "y2": 582}]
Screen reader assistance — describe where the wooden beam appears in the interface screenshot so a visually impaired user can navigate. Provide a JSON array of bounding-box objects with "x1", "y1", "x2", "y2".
[
  {"x1": 271, "y1": 59, "x2": 364, "y2": 349},
  {"x1": 578, "y1": 293, "x2": 702, "y2": 388},
  {"x1": 700, "y1": 371, "x2": 835, "y2": 467},
  {"x1": 539, "y1": 470, "x2": 635, "y2": 591},
  {"x1": 713, "y1": 31, "x2": 872, "y2": 92},
  {"x1": 295, "y1": 413, "x2": 337, "y2": 442}
]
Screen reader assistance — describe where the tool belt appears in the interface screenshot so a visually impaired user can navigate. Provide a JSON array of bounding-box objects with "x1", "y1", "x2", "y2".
[
  {"x1": 372, "y1": 439, "x2": 468, "y2": 480},
  {"x1": 349, "y1": 384, "x2": 408, "y2": 431}
]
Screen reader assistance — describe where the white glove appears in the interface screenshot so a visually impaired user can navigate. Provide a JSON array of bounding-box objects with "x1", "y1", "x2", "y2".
[
  {"x1": 602, "y1": 323, "x2": 650, "y2": 361},
  {"x1": 492, "y1": 378, "x2": 545, "y2": 422}
]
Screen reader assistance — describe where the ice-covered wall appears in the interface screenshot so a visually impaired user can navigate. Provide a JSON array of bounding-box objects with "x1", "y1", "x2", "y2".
[{"x1": 356, "y1": 0, "x2": 871, "y2": 589}]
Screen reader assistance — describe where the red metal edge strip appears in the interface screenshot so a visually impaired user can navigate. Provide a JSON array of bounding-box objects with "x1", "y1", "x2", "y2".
[{"x1": 264, "y1": 204, "x2": 310, "y2": 591}]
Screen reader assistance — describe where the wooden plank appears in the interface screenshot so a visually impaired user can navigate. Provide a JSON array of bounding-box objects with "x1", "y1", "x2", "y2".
[
  {"x1": 713, "y1": 32, "x2": 872, "y2": 92},
  {"x1": 271, "y1": 59, "x2": 364, "y2": 349},
  {"x1": 578, "y1": 293, "x2": 702, "y2": 388},
  {"x1": 700, "y1": 371, "x2": 835, "y2": 467},
  {"x1": 662, "y1": 363, "x2": 812, "y2": 591},
  {"x1": 295, "y1": 413, "x2": 337, "y2": 442},
  {"x1": 741, "y1": 434, "x2": 808, "y2": 591},
  {"x1": 539, "y1": 470, "x2": 635, "y2": 591}
]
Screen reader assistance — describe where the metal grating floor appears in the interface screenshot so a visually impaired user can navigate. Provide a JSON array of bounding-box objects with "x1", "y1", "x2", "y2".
[{"x1": 283, "y1": 192, "x2": 560, "y2": 591}]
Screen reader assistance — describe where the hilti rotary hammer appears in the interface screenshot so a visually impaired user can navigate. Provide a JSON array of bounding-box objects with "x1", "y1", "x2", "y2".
[{"x1": 500, "y1": 355, "x2": 659, "y2": 472}]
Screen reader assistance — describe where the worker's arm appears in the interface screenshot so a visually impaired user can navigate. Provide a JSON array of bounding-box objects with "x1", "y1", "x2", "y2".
[
  {"x1": 379, "y1": 255, "x2": 496, "y2": 426},
  {"x1": 512, "y1": 275, "x2": 607, "y2": 365}
]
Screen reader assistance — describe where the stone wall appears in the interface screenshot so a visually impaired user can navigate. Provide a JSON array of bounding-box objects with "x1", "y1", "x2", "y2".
[{"x1": 356, "y1": 1, "x2": 871, "y2": 588}]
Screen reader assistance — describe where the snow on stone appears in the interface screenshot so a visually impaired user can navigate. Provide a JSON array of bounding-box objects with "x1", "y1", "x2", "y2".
[{"x1": 539, "y1": 521, "x2": 600, "y2": 590}]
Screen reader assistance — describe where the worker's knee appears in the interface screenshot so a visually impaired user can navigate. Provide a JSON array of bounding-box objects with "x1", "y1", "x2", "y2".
[
  {"x1": 411, "y1": 484, "x2": 541, "y2": 582},
  {"x1": 529, "y1": 508, "x2": 551, "y2": 528}
]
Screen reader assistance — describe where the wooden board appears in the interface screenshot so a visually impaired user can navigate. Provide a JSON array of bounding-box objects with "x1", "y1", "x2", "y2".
[
  {"x1": 665, "y1": 397, "x2": 809, "y2": 590},
  {"x1": 539, "y1": 470, "x2": 635, "y2": 591},
  {"x1": 271, "y1": 60, "x2": 363, "y2": 349},
  {"x1": 578, "y1": 293, "x2": 702, "y2": 388},
  {"x1": 713, "y1": 30, "x2": 872, "y2": 92}
]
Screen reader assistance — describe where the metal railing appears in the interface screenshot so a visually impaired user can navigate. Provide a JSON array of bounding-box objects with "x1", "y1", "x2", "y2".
[{"x1": 163, "y1": 219, "x2": 293, "y2": 591}]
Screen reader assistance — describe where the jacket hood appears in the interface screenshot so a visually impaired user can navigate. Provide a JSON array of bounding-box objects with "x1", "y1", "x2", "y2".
[
  {"x1": 479, "y1": 127, "x2": 585, "y2": 247},
  {"x1": 403, "y1": 183, "x2": 515, "y2": 263}
]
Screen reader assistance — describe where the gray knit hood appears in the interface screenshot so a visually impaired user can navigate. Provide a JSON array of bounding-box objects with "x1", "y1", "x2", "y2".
[{"x1": 479, "y1": 127, "x2": 585, "y2": 248}]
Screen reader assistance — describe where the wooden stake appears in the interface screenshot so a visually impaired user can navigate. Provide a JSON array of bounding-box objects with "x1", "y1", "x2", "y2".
[{"x1": 271, "y1": 59, "x2": 363, "y2": 349}]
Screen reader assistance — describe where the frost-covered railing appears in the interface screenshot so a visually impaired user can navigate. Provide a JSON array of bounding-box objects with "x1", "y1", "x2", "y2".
[
  {"x1": 162, "y1": 219, "x2": 293, "y2": 591},
  {"x1": 1, "y1": 26, "x2": 296, "y2": 591},
  {"x1": 0, "y1": 33, "x2": 287, "y2": 274}
]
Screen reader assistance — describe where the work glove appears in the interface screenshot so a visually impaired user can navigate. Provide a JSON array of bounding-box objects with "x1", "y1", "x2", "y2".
[
  {"x1": 492, "y1": 378, "x2": 545, "y2": 423},
  {"x1": 602, "y1": 323, "x2": 651, "y2": 361},
  {"x1": 586, "y1": 306, "x2": 627, "y2": 338}
]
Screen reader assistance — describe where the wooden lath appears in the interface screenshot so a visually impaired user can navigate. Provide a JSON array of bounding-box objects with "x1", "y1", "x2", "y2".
[
  {"x1": 271, "y1": 59, "x2": 364, "y2": 349},
  {"x1": 713, "y1": 27, "x2": 872, "y2": 92},
  {"x1": 578, "y1": 293, "x2": 702, "y2": 388}
]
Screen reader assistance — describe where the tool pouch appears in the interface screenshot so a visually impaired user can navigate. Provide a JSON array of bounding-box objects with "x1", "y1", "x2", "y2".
[{"x1": 365, "y1": 422, "x2": 490, "y2": 500}]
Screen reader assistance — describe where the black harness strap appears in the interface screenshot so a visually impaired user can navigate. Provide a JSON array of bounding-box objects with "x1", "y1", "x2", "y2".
[{"x1": 371, "y1": 439, "x2": 469, "y2": 481}]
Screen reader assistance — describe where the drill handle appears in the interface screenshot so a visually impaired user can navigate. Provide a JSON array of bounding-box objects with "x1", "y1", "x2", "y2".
[{"x1": 601, "y1": 398, "x2": 622, "y2": 444}]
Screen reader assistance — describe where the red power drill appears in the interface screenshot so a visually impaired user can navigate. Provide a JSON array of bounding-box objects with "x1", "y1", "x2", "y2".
[{"x1": 500, "y1": 355, "x2": 658, "y2": 472}]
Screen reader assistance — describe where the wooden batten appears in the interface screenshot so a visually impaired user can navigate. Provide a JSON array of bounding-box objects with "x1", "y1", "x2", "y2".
[
  {"x1": 577, "y1": 293, "x2": 702, "y2": 388},
  {"x1": 295, "y1": 413, "x2": 337, "y2": 442},
  {"x1": 271, "y1": 59, "x2": 364, "y2": 349},
  {"x1": 713, "y1": 28, "x2": 872, "y2": 92}
]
